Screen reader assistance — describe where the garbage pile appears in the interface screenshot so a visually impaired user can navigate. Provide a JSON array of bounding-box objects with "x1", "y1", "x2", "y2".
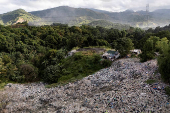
[{"x1": 3, "y1": 58, "x2": 170, "y2": 113}]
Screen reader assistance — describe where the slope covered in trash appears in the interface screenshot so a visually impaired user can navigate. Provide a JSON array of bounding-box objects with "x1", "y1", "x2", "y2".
[{"x1": 1, "y1": 58, "x2": 170, "y2": 112}]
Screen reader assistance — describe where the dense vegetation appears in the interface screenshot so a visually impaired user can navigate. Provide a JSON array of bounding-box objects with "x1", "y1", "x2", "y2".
[
  {"x1": 140, "y1": 25, "x2": 170, "y2": 84},
  {"x1": 30, "y1": 6, "x2": 170, "y2": 28},
  {"x1": 0, "y1": 22, "x2": 170, "y2": 85},
  {"x1": 0, "y1": 9, "x2": 39, "y2": 25},
  {"x1": 0, "y1": 22, "x2": 130, "y2": 85},
  {"x1": 88, "y1": 20, "x2": 130, "y2": 30},
  {"x1": 2, "y1": 6, "x2": 170, "y2": 28}
]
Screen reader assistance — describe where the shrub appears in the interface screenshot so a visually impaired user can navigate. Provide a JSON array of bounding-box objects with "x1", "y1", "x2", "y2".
[
  {"x1": 158, "y1": 55, "x2": 170, "y2": 83},
  {"x1": 43, "y1": 65, "x2": 62, "y2": 83},
  {"x1": 19, "y1": 64, "x2": 38, "y2": 82},
  {"x1": 165, "y1": 86, "x2": 170, "y2": 96},
  {"x1": 139, "y1": 51, "x2": 154, "y2": 62},
  {"x1": 6, "y1": 64, "x2": 19, "y2": 81},
  {"x1": 145, "y1": 79, "x2": 157, "y2": 84},
  {"x1": 101, "y1": 59, "x2": 112, "y2": 67},
  {"x1": 73, "y1": 53, "x2": 83, "y2": 61},
  {"x1": 2, "y1": 55, "x2": 11, "y2": 65},
  {"x1": 92, "y1": 54, "x2": 101, "y2": 63}
]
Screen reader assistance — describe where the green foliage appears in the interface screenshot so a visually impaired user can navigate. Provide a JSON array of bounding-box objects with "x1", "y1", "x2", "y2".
[
  {"x1": 2, "y1": 55, "x2": 11, "y2": 65},
  {"x1": 88, "y1": 20, "x2": 130, "y2": 30},
  {"x1": 145, "y1": 79, "x2": 157, "y2": 84},
  {"x1": 156, "y1": 37, "x2": 169, "y2": 54},
  {"x1": 156, "y1": 37, "x2": 170, "y2": 83},
  {"x1": 1, "y1": 21, "x2": 170, "y2": 85},
  {"x1": 43, "y1": 64, "x2": 63, "y2": 83},
  {"x1": 165, "y1": 86, "x2": 170, "y2": 96},
  {"x1": 139, "y1": 34, "x2": 170, "y2": 88},
  {"x1": 42, "y1": 51, "x2": 107, "y2": 83},
  {"x1": 140, "y1": 36, "x2": 159, "y2": 62},
  {"x1": 158, "y1": 54, "x2": 170, "y2": 83},
  {"x1": 114, "y1": 37, "x2": 134, "y2": 57},
  {"x1": 56, "y1": 51, "x2": 111, "y2": 83},
  {"x1": 0, "y1": 82, "x2": 6, "y2": 89},
  {"x1": 6, "y1": 63, "x2": 38, "y2": 83},
  {"x1": 140, "y1": 51, "x2": 154, "y2": 62},
  {"x1": 18, "y1": 64, "x2": 38, "y2": 82},
  {"x1": 0, "y1": 24, "x2": 132, "y2": 84},
  {"x1": 0, "y1": 9, "x2": 39, "y2": 25},
  {"x1": 101, "y1": 59, "x2": 112, "y2": 67}
]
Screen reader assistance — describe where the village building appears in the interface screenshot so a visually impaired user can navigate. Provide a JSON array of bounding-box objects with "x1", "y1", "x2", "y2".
[
  {"x1": 102, "y1": 50, "x2": 120, "y2": 60},
  {"x1": 130, "y1": 49, "x2": 142, "y2": 55}
]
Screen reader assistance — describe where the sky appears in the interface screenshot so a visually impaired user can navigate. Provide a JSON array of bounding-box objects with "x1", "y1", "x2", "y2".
[{"x1": 1, "y1": 0, "x2": 170, "y2": 14}]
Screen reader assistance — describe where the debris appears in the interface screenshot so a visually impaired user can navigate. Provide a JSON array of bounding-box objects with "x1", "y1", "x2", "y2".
[{"x1": 2, "y1": 58, "x2": 170, "y2": 113}]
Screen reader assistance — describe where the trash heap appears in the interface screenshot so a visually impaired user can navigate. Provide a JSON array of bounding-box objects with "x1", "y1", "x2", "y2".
[{"x1": 3, "y1": 58, "x2": 170, "y2": 113}]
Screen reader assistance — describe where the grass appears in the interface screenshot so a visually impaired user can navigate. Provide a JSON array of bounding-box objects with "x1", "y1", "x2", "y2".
[
  {"x1": 46, "y1": 51, "x2": 112, "y2": 88},
  {"x1": 145, "y1": 79, "x2": 157, "y2": 84},
  {"x1": 0, "y1": 82, "x2": 6, "y2": 90},
  {"x1": 0, "y1": 79, "x2": 16, "y2": 90}
]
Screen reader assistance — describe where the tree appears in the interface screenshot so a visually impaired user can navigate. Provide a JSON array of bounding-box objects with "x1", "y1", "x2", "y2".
[
  {"x1": 140, "y1": 36, "x2": 160, "y2": 62},
  {"x1": 140, "y1": 38, "x2": 154, "y2": 62},
  {"x1": 157, "y1": 41, "x2": 170, "y2": 83},
  {"x1": 156, "y1": 37, "x2": 169, "y2": 54},
  {"x1": 114, "y1": 37, "x2": 134, "y2": 57},
  {"x1": 43, "y1": 64, "x2": 63, "y2": 83}
]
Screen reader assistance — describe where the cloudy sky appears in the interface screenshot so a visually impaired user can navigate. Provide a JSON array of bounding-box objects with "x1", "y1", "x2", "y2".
[{"x1": 1, "y1": 0, "x2": 170, "y2": 14}]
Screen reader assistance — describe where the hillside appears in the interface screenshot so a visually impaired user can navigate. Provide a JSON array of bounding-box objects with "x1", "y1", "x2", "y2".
[
  {"x1": 30, "y1": 6, "x2": 110, "y2": 26},
  {"x1": 29, "y1": 6, "x2": 170, "y2": 28},
  {"x1": 1, "y1": 6, "x2": 170, "y2": 28},
  {"x1": 0, "y1": 19, "x2": 170, "y2": 112},
  {"x1": 88, "y1": 20, "x2": 131, "y2": 30},
  {"x1": 67, "y1": 16, "x2": 95, "y2": 26},
  {"x1": 1, "y1": 58, "x2": 170, "y2": 112},
  {"x1": 0, "y1": 9, "x2": 39, "y2": 25}
]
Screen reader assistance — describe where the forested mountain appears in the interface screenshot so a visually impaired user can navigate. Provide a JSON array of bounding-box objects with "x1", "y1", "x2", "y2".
[
  {"x1": 1, "y1": 6, "x2": 170, "y2": 28},
  {"x1": 0, "y1": 9, "x2": 39, "y2": 25},
  {"x1": 87, "y1": 20, "x2": 130, "y2": 30},
  {"x1": 29, "y1": 6, "x2": 170, "y2": 28},
  {"x1": 29, "y1": 6, "x2": 110, "y2": 26}
]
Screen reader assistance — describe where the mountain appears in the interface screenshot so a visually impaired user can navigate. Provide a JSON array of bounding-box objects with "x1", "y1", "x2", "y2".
[
  {"x1": 30, "y1": 6, "x2": 110, "y2": 25},
  {"x1": 89, "y1": 8, "x2": 112, "y2": 13},
  {"x1": 0, "y1": 9, "x2": 39, "y2": 25},
  {"x1": 88, "y1": 8, "x2": 170, "y2": 28},
  {"x1": 1, "y1": 6, "x2": 170, "y2": 28},
  {"x1": 151, "y1": 9, "x2": 170, "y2": 25},
  {"x1": 87, "y1": 20, "x2": 130, "y2": 30}
]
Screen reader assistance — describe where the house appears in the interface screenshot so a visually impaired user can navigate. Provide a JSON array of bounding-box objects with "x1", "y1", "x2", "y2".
[
  {"x1": 102, "y1": 50, "x2": 120, "y2": 60},
  {"x1": 130, "y1": 49, "x2": 142, "y2": 55}
]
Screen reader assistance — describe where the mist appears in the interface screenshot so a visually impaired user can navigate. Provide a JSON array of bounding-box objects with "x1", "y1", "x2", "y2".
[{"x1": 27, "y1": 6, "x2": 170, "y2": 30}]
